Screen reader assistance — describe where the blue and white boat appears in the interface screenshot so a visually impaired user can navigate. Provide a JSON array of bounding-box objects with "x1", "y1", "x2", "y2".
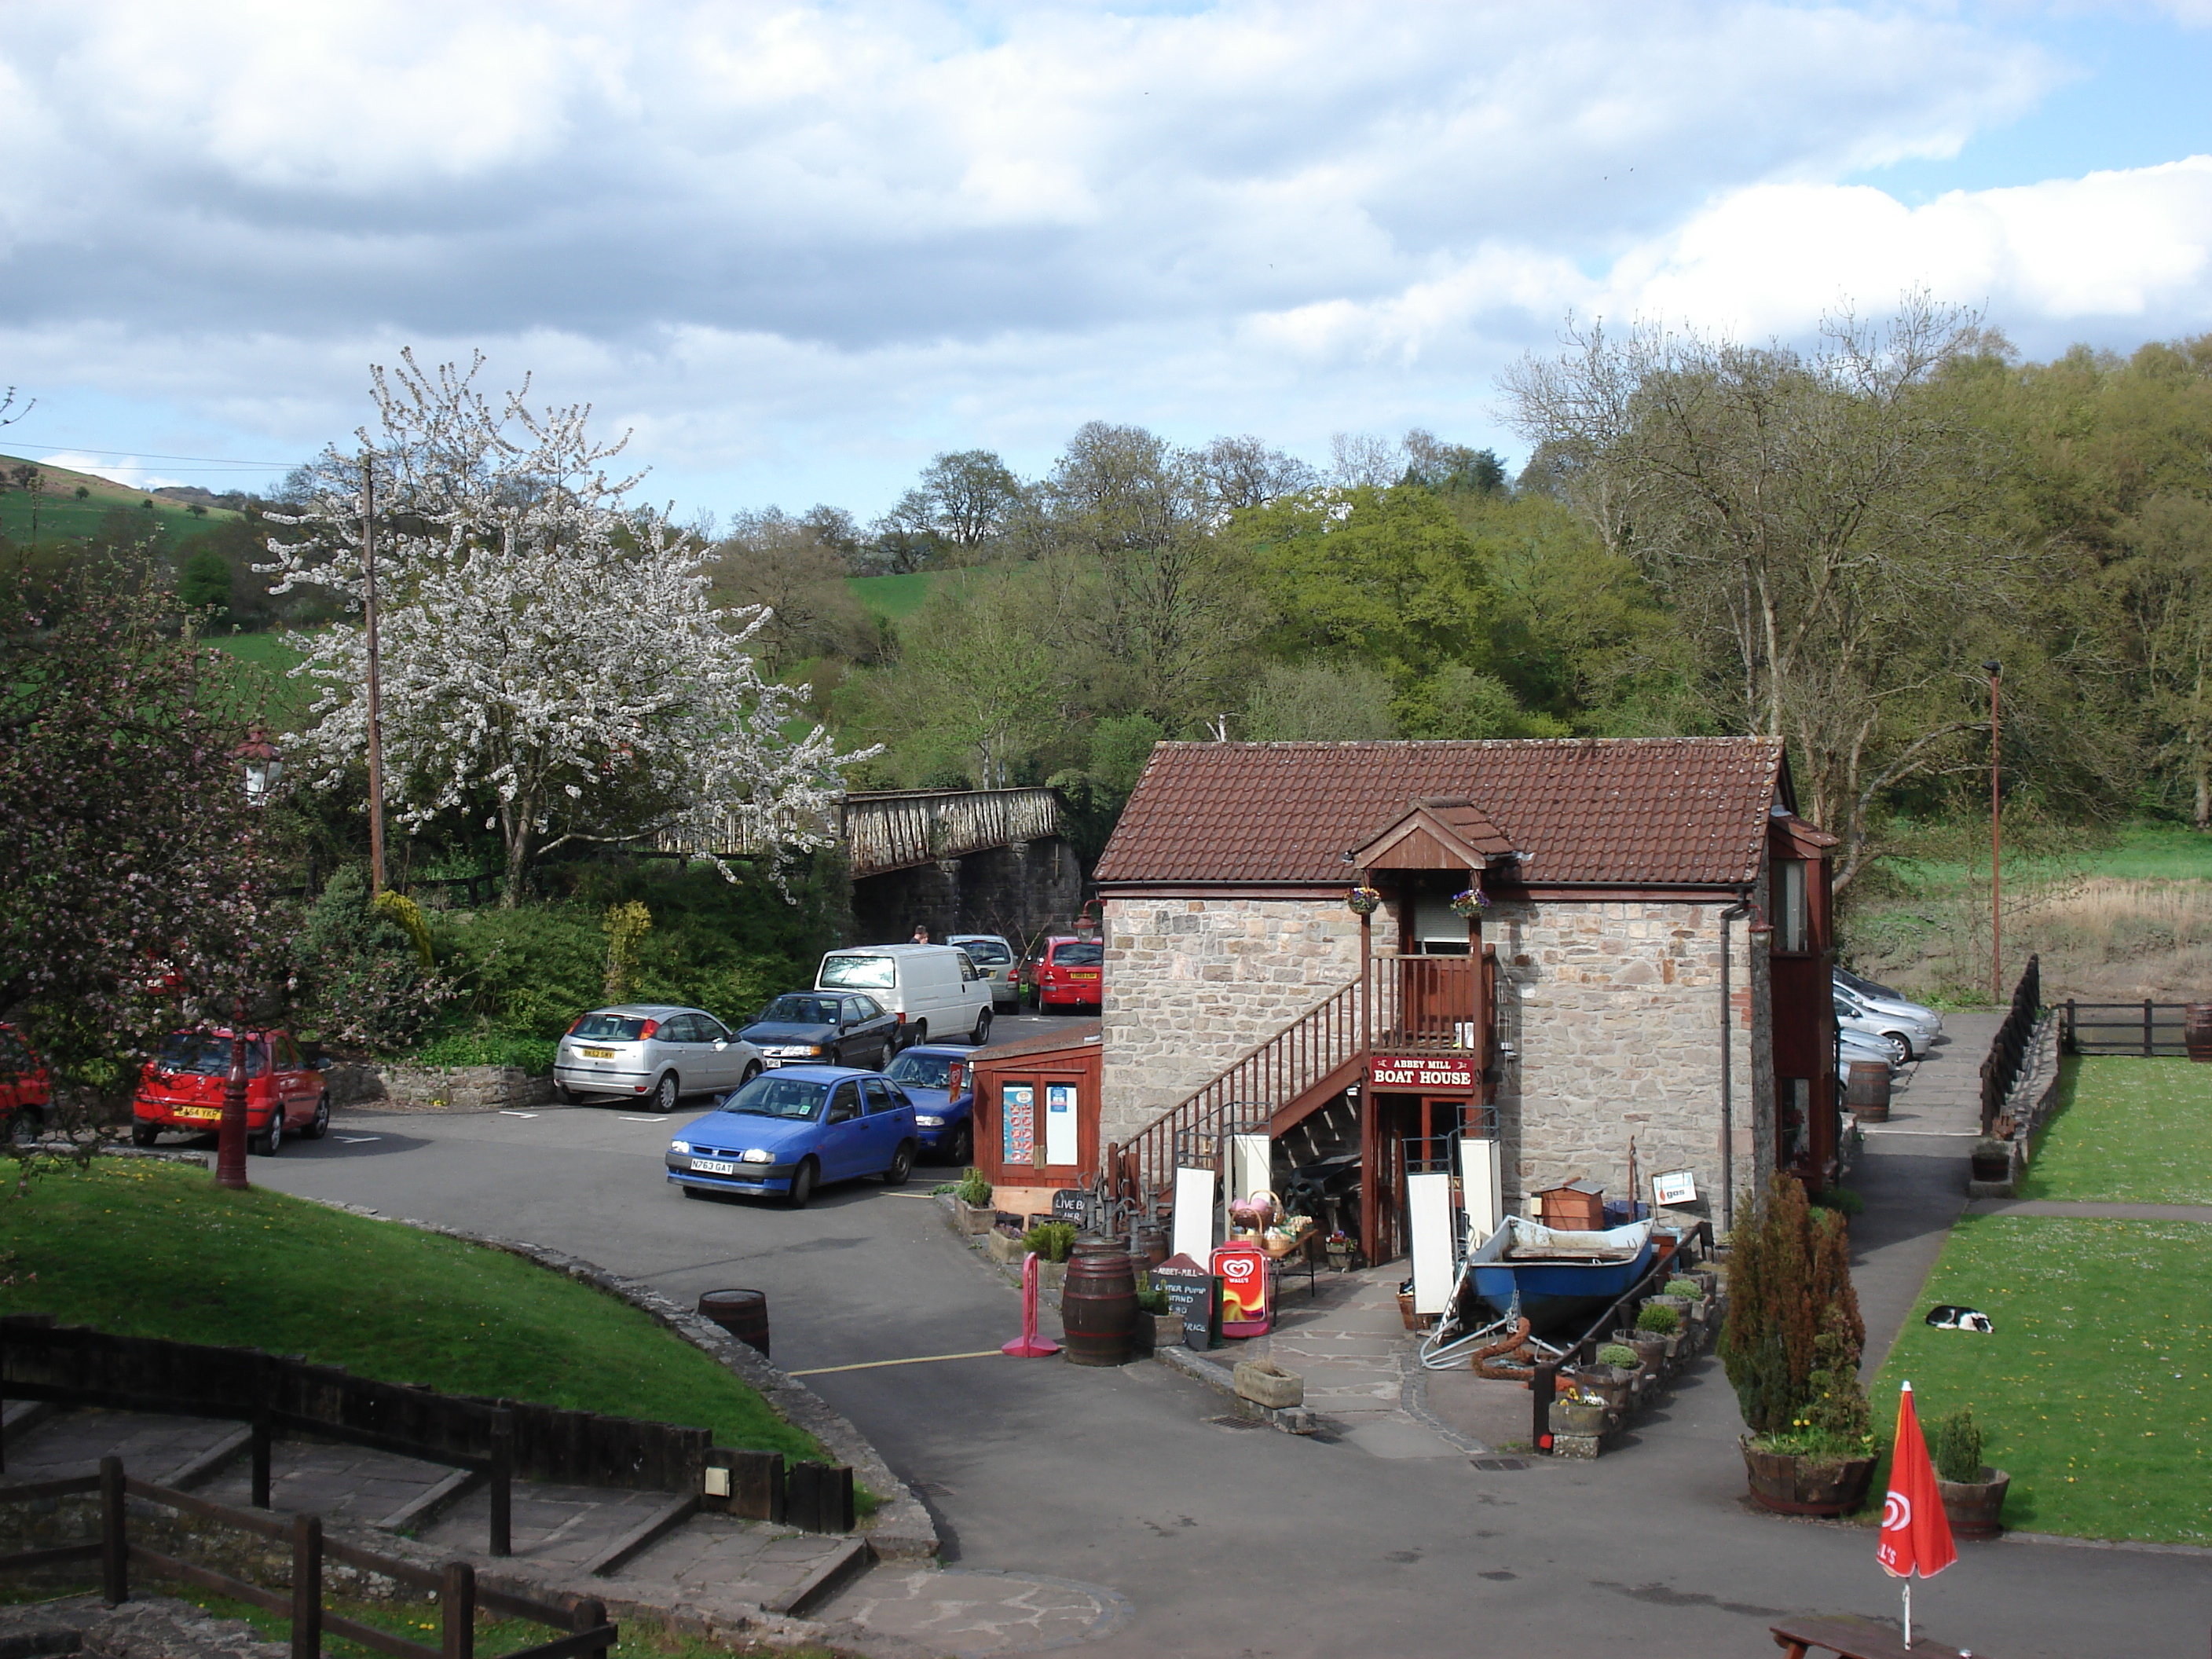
[{"x1": 1463, "y1": 1215, "x2": 1657, "y2": 1331}]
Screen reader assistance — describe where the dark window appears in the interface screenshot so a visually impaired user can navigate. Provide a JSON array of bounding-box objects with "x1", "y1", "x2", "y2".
[
  {"x1": 863, "y1": 1079, "x2": 901, "y2": 1115},
  {"x1": 827, "y1": 1082, "x2": 862, "y2": 1122},
  {"x1": 1053, "y1": 941, "x2": 1104, "y2": 966},
  {"x1": 760, "y1": 996, "x2": 833, "y2": 1025},
  {"x1": 884, "y1": 1051, "x2": 954, "y2": 1090},
  {"x1": 848, "y1": 995, "x2": 882, "y2": 1020},
  {"x1": 952, "y1": 937, "x2": 1011, "y2": 964},
  {"x1": 720, "y1": 1075, "x2": 827, "y2": 1119},
  {"x1": 570, "y1": 1013, "x2": 653, "y2": 1042}
]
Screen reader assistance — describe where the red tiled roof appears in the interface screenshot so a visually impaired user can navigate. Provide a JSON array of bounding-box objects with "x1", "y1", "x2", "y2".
[{"x1": 1093, "y1": 738, "x2": 1788, "y2": 888}]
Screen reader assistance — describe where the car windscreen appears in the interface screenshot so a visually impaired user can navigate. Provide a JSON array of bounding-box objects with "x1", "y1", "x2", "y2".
[
  {"x1": 570, "y1": 1013, "x2": 650, "y2": 1042},
  {"x1": 719, "y1": 1075, "x2": 828, "y2": 1119},
  {"x1": 952, "y1": 938, "x2": 1011, "y2": 964},
  {"x1": 884, "y1": 1053, "x2": 954, "y2": 1090},
  {"x1": 158, "y1": 1032, "x2": 266, "y2": 1076},
  {"x1": 819, "y1": 954, "x2": 895, "y2": 990},
  {"x1": 758, "y1": 996, "x2": 834, "y2": 1025},
  {"x1": 1052, "y1": 941, "x2": 1104, "y2": 966}
]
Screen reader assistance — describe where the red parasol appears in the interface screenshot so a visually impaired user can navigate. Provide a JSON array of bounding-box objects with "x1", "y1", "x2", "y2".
[{"x1": 1877, "y1": 1380, "x2": 1956, "y2": 1646}]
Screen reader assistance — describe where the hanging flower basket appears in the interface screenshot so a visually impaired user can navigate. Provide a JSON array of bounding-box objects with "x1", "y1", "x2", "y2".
[
  {"x1": 1448, "y1": 888, "x2": 1489, "y2": 917},
  {"x1": 1346, "y1": 886, "x2": 1382, "y2": 916}
]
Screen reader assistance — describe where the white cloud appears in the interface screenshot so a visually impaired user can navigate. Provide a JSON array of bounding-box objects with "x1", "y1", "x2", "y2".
[{"x1": 2, "y1": 2, "x2": 2204, "y2": 512}]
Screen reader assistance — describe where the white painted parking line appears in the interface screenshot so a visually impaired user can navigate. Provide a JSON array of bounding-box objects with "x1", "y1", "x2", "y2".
[
  {"x1": 335, "y1": 1135, "x2": 383, "y2": 1144},
  {"x1": 499, "y1": 1110, "x2": 540, "y2": 1119},
  {"x1": 618, "y1": 1116, "x2": 665, "y2": 1123}
]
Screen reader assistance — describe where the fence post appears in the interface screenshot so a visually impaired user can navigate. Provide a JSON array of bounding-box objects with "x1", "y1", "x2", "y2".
[
  {"x1": 572, "y1": 1597, "x2": 609, "y2": 1659},
  {"x1": 489, "y1": 1409, "x2": 513, "y2": 1557},
  {"x1": 2064, "y1": 1000, "x2": 2076, "y2": 1054},
  {"x1": 291, "y1": 1513, "x2": 321, "y2": 1659},
  {"x1": 441, "y1": 1562, "x2": 474, "y2": 1659},
  {"x1": 2144, "y1": 999, "x2": 2155, "y2": 1058},
  {"x1": 1532, "y1": 1358, "x2": 1559, "y2": 1455},
  {"x1": 99, "y1": 1455, "x2": 126, "y2": 1606},
  {"x1": 251, "y1": 1406, "x2": 273, "y2": 1508}
]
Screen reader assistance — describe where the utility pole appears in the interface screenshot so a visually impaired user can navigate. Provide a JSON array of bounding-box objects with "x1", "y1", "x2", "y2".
[
  {"x1": 364, "y1": 456, "x2": 387, "y2": 898},
  {"x1": 1984, "y1": 660, "x2": 2002, "y2": 1002}
]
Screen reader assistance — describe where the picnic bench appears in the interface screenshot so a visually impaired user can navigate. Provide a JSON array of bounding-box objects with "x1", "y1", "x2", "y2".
[{"x1": 1772, "y1": 1614, "x2": 1983, "y2": 1659}]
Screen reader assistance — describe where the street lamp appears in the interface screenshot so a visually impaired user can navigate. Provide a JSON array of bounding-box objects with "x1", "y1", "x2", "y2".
[
  {"x1": 1984, "y1": 661, "x2": 2003, "y2": 1003},
  {"x1": 215, "y1": 998, "x2": 251, "y2": 1192},
  {"x1": 236, "y1": 726, "x2": 284, "y2": 805}
]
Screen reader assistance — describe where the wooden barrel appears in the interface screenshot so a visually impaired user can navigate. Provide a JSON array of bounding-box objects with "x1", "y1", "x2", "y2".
[
  {"x1": 1133, "y1": 1224, "x2": 1170, "y2": 1268},
  {"x1": 697, "y1": 1289, "x2": 770, "y2": 1357},
  {"x1": 1060, "y1": 1235, "x2": 1137, "y2": 1367},
  {"x1": 1845, "y1": 1060, "x2": 1892, "y2": 1122},
  {"x1": 2186, "y1": 1004, "x2": 2212, "y2": 1063}
]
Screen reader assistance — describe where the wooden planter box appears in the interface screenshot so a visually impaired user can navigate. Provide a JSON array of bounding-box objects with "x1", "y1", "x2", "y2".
[
  {"x1": 1741, "y1": 1440, "x2": 1878, "y2": 1517},
  {"x1": 1936, "y1": 1468, "x2": 2010, "y2": 1540},
  {"x1": 951, "y1": 1198, "x2": 995, "y2": 1236}
]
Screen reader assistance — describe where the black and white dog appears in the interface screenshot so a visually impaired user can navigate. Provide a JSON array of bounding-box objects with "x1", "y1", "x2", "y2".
[{"x1": 1925, "y1": 1304, "x2": 1994, "y2": 1333}]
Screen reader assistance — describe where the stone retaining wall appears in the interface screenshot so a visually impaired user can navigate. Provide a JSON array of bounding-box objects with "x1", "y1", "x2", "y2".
[{"x1": 325, "y1": 1063, "x2": 552, "y2": 1114}]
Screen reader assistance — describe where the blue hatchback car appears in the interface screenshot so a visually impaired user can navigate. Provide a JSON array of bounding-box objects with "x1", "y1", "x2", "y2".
[
  {"x1": 665, "y1": 1066, "x2": 919, "y2": 1208},
  {"x1": 878, "y1": 1044, "x2": 976, "y2": 1164}
]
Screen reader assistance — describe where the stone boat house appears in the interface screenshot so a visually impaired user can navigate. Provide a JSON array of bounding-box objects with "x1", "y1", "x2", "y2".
[{"x1": 1090, "y1": 738, "x2": 1838, "y2": 1262}]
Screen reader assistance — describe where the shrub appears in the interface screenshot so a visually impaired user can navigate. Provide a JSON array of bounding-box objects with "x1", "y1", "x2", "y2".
[
  {"x1": 1721, "y1": 1173, "x2": 1866, "y2": 1437},
  {"x1": 954, "y1": 1168, "x2": 991, "y2": 1207},
  {"x1": 602, "y1": 901, "x2": 653, "y2": 1002},
  {"x1": 1811, "y1": 1185, "x2": 1865, "y2": 1216},
  {"x1": 1020, "y1": 1220, "x2": 1076, "y2": 1262},
  {"x1": 1597, "y1": 1343, "x2": 1639, "y2": 1369},
  {"x1": 1136, "y1": 1287, "x2": 1170, "y2": 1315},
  {"x1": 1664, "y1": 1277, "x2": 1701, "y2": 1298},
  {"x1": 291, "y1": 867, "x2": 453, "y2": 1052},
  {"x1": 1635, "y1": 1302, "x2": 1680, "y2": 1335},
  {"x1": 1935, "y1": 1406, "x2": 1985, "y2": 1484}
]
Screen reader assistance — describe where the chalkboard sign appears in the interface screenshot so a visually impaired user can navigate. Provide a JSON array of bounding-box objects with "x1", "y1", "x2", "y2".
[
  {"x1": 1152, "y1": 1254, "x2": 1222, "y2": 1350},
  {"x1": 1050, "y1": 1188, "x2": 1093, "y2": 1229}
]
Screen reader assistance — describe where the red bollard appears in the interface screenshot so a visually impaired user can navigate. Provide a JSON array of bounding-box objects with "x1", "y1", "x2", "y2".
[{"x1": 1002, "y1": 1252, "x2": 1062, "y2": 1358}]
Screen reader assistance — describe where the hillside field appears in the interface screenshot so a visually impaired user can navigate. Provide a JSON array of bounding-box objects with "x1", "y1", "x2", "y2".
[{"x1": 0, "y1": 451, "x2": 243, "y2": 546}]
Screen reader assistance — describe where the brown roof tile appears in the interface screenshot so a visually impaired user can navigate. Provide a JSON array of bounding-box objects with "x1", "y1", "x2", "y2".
[{"x1": 1093, "y1": 738, "x2": 1788, "y2": 888}]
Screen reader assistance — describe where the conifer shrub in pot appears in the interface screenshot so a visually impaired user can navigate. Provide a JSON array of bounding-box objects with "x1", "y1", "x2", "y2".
[
  {"x1": 1722, "y1": 1174, "x2": 1878, "y2": 1516},
  {"x1": 1932, "y1": 1406, "x2": 2009, "y2": 1540}
]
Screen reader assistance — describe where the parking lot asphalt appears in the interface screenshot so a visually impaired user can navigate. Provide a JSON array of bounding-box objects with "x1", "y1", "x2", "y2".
[{"x1": 240, "y1": 1018, "x2": 2212, "y2": 1659}]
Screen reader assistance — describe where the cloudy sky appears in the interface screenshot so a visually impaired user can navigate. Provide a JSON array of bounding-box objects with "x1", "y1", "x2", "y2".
[{"x1": 2, "y1": 0, "x2": 2210, "y2": 519}]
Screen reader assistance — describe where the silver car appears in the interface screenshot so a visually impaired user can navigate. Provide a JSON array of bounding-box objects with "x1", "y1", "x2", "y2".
[
  {"x1": 1833, "y1": 987, "x2": 1940, "y2": 1064},
  {"x1": 948, "y1": 934, "x2": 1020, "y2": 1010},
  {"x1": 553, "y1": 1004, "x2": 764, "y2": 1113}
]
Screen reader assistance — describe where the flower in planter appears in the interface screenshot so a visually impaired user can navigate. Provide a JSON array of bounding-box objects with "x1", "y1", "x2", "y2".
[
  {"x1": 1345, "y1": 885, "x2": 1382, "y2": 916},
  {"x1": 1448, "y1": 888, "x2": 1489, "y2": 917}
]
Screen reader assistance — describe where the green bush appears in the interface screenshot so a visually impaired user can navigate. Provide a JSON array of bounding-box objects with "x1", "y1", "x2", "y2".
[
  {"x1": 1020, "y1": 1220, "x2": 1077, "y2": 1262},
  {"x1": 1811, "y1": 1185, "x2": 1865, "y2": 1216},
  {"x1": 1721, "y1": 1173, "x2": 1867, "y2": 1439},
  {"x1": 1664, "y1": 1277, "x2": 1702, "y2": 1298},
  {"x1": 1136, "y1": 1287, "x2": 1170, "y2": 1315},
  {"x1": 1935, "y1": 1406, "x2": 1985, "y2": 1484},
  {"x1": 291, "y1": 867, "x2": 453, "y2": 1052},
  {"x1": 1597, "y1": 1342, "x2": 1639, "y2": 1368},
  {"x1": 954, "y1": 1168, "x2": 991, "y2": 1207},
  {"x1": 1635, "y1": 1302, "x2": 1680, "y2": 1335},
  {"x1": 411, "y1": 1031, "x2": 558, "y2": 1072}
]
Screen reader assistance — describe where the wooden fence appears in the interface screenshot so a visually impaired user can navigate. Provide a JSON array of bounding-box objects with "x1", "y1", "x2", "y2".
[
  {"x1": 1979, "y1": 955, "x2": 2042, "y2": 1136},
  {"x1": 2060, "y1": 999, "x2": 2197, "y2": 1057},
  {"x1": 0, "y1": 1456, "x2": 617, "y2": 1659}
]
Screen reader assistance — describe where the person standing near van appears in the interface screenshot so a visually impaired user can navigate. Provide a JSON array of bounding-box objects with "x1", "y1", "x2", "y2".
[{"x1": 912, "y1": 925, "x2": 932, "y2": 944}]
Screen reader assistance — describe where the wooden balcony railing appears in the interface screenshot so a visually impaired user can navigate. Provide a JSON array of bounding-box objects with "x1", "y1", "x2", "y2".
[{"x1": 1120, "y1": 951, "x2": 1496, "y2": 1196}]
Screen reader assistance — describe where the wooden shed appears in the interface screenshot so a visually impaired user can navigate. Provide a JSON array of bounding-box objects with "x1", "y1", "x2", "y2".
[{"x1": 969, "y1": 1020, "x2": 1104, "y2": 1219}]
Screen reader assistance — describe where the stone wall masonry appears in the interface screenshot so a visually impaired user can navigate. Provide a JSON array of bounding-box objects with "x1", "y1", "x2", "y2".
[
  {"x1": 326, "y1": 1064, "x2": 552, "y2": 1114},
  {"x1": 1099, "y1": 897, "x2": 1367, "y2": 1148},
  {"x1": 1489, "y1": 895, "x2": 1766, "y2": 1215}
]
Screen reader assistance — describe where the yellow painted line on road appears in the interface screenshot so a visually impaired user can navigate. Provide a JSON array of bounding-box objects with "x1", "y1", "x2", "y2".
[{"x1": 786, "y1": 1350, "x2": 1007, "y2": 1376}]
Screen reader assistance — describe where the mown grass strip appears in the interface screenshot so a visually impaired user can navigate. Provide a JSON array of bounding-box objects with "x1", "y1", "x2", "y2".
[
  {"x1": 1870, "y1": 1213, "x2": 2211, "y2": 1547},
  {"x1": 2022, "y1": 1057, "x2": 2212, "y2": 1206},
  {"x1": 0, "y1": 1160, "x2": 820, "y2": 1463}
]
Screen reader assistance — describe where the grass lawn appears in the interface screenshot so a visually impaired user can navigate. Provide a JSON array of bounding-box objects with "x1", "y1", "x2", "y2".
[
  {"x1": 1871, "y1": 1214, "x2": 2211, "y2": 1546},
  {"x1": 0, "y1": 1160, "x2": 820, "y2": 1463},
  {"x1": 205, "y1": 629, "x2": 318, "y2": 734},
  {"x1": 846, "y1": 572, "x2": 942, "y2": 620},
  {"x1": 2020, "y1": 1057, "x2": 2212, "y2": 1205}
]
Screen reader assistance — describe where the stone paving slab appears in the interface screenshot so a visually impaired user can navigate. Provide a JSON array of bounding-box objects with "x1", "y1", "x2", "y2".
[
  {"x1": 819, "y1": 1566, "x2": 1132, "y2": 1659},
  {"x1": 2, "y1": 1410, "x2": 241, "y2": 1485}
]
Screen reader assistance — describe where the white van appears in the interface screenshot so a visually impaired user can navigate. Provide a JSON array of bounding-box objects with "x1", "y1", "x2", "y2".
[{"x1": 816, "y1": 944, "x2": 994, "y2": 1048}]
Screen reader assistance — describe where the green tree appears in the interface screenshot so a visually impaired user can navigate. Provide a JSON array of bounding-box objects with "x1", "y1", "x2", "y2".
[
  {"x1": 177, "y1": 547, "x2": 233, "y2": 617},
  {"x1": 1241, "y1": 662, "x2": 1398, "y2": 740}
]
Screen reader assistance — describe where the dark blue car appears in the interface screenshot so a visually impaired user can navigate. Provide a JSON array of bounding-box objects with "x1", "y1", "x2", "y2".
[
  {"x1": 879, "y1": 1044, "x2": 976, "y2": 1164},
  {"x1": 665, "y1": 1066, "x2": 918, "y2": 1208}
]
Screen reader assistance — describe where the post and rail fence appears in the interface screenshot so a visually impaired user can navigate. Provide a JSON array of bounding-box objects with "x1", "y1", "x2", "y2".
[
  {"x1": 0, "y1": 1456, "x2": 617, "y2": 1659},
  {"x1": 2060, "y1": 999, "x2": 2196, "y2": 1057}
]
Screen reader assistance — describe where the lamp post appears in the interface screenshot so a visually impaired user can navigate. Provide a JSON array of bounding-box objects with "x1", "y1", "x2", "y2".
[
  {"x1": 236, "y1": 726, "x2": 284, "y2": 805},
  {"x1": 215, "y1": 997, "x2": 250, "y2": 1192},
  {"x1": 1984, "y1": 660, "x2": 2003, "y2": 1003}
]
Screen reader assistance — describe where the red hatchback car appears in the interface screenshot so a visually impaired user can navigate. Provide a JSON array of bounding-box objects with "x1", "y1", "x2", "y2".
[
  {"x1": 0, "y1": 1023, "x2": 53, "y2": 1143},
  {"x1": 1021, "y1": 936, "x2": 1104, "y2": 1009},
  {"x1": 132, "y1": 1028, "x2": 331, "y2": 1154}
]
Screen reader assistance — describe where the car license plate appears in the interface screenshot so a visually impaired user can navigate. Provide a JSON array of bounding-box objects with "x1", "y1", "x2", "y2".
[
  {"x1": 761, "y1": 1057, "x2": 784, "y2": 1068},
  {"x1": 1073, "y1": 971, "x2": 1099, "y2": 980},
  {"x1": 690, "y1": 1158, "x2": 737, "y2": 1175},
  {"x1": 174, "y1": 1106, "x2": 222, "y2": 1121},
  {"x1": 580, "y1": 1046, "x2": 616, "y2": 1058}
]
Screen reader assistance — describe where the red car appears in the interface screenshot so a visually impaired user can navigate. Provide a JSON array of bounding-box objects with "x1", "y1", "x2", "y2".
[
  {"x1": 0, "y1": 1023, "x2": 53, "y2": 1143},
  {"x1": 1021, "y1": 936, "x2": 1104, "y2": 1009},
  {"x1": 132, "y1": 1028, "x2": 330, "y2": 1154}
]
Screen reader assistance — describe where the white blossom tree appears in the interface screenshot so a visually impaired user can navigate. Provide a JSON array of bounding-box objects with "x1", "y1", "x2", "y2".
[{"x1": 264, "y1": 352, "x2": 873, "y2": 905}]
